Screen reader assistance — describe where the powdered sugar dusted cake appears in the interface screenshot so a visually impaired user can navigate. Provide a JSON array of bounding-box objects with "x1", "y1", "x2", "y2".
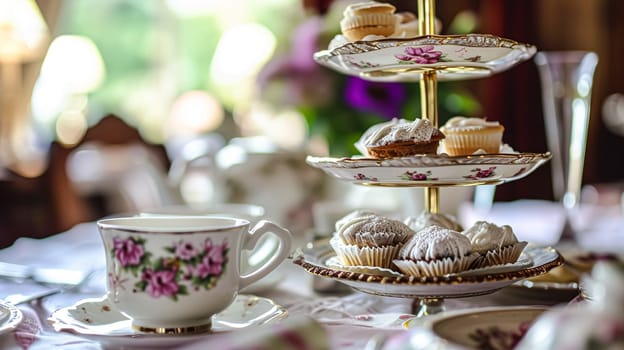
[
  {"x1": 462, "y1": 221, "x2": 527, "y2": 268},
  {"x1": 336, "y1": 214, "x2": 413, "y2": 248},
  {"x1": 356, "y1": 118, "x2": 445, "y2": 158},
  {"x1": 393, "y1": 225, "x2": 476, "y2": 277},
  {"x1": 330, "y1": 212, "x2": 414, "y2": 268}
]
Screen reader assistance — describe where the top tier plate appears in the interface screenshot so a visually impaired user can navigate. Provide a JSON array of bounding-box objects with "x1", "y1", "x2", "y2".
[{"x1": 314, "y1": 34, "x2": 537, "y2": 82}]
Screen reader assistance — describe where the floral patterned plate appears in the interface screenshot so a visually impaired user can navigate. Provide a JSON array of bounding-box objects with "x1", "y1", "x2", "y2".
[
  {"x1": 0, "y1": 299, "x2": 22, "y2": 335},
  {"x1": 315, "y1": 34, "x2": 536, "y2": 82},
  {"x1": 306, "y1": 153, "x2": 551, "y2": 187},
  {"x1": 48, "y1": 294, "x2": 287, "y2": 348},
  {"x1": 293, "y1": 240, "x2": 562, "y2": 299},
  {"x1": 401, "y1": 306, "x2": 548, "y2": 350}
]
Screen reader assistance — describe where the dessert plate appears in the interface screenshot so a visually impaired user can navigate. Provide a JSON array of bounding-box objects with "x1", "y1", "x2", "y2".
[
  {"x1": 306, "y1": 153, "x2": 551, "y2": 187},
  {"x1": 315, "y1": 34, "x2": 536, "y2": 82},
  {"x1": 326, "y1": 256, "x2": 403, "y2": 277},
  {"x1": 402, "y1": 306, "x2": 547, "y2": 350},
  {"x1": 293, "y1": 240, "x2": 562, "y2": 298},
  {"x1": 0, "y1": 299, "x2": 23, "y2": 334},
  {"x1": 48, "y1": 294, "x2": 287, "y2": 348},
  {"x1": 326, "y1": 254, "x2": 534, "y2": 279}
]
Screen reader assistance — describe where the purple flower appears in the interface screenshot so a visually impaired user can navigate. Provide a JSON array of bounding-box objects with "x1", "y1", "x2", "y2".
[
  {"x1": 174, "y1": 241, "x2": 198, "y2": 261},
  {"x1": 142, "y1": 268, "x2": 179, "y2": 298},
  {"x1": 344, "y1": 77, "x2": 407, "y2": 120},
  {"x1": 113, "y1": 237, "x2": 144, "y2": 267},
  {"x1": 474, "y1": 167, "x2": 496, "y2": 178},
  {"x1": 195, "y1": 239, "x2": 227, "y2": 279},
  {"x1": 410, "y1": 173, "x2": 427, "y2": 180},
  {"x1": 395, "y1": 45, "x2": 443, "y2": 64}
]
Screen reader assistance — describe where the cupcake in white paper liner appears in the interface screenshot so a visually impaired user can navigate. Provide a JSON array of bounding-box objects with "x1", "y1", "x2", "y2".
[
  {"x1": 392, "y1": 225, "x2": 476, "y2": 277},
  {"x1": 462, "y1": 221, "x2": 527, "y2": 269},
  {"x1": 330, "y1": 236, "x2": 402, "y2": 268},
  {"x1": 458, "y1": 252, "x2": 533, "y2": 276},
  {"x1": 329, "y1": 211, "x2": 414, "y2": 269},
  {"x1": 326, "y1": 256, "x2": 403, "y2": 277},
  {"x1": 393, "y1": 254, "x2": 477, "y2": 277}
]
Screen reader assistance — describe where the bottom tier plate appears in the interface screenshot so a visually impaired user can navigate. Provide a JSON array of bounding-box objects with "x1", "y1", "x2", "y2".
[{"x1": 292, "y1": 240, "x2": 562, "y2": 298}]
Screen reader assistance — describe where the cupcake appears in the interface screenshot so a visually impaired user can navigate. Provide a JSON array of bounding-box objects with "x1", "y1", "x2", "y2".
[
  {"x1": 393, "y1": 225, "x2": 476, "y2": 277},
  {"x1": 461, "y1": 221, "x2": 527, "y2": 268},
  {"x1": 404, "y1": 211, "x2": 464, "y2": 232},
  {"x1": 356, "y1": 118, "x2": 445, "y2": 158},
  {"x1": 439, "y1": 116, "x2": 505, "y2": 156},
  {"x1": 330, "y1": 213, "x2": 414, "y2": 268},
  {"x1": 340, "y1": 1, "x2": 398, "y2": 42}
]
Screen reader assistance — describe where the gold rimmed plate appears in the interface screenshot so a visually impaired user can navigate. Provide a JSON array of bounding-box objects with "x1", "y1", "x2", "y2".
[
  {"x1": 402, "y1": 306, "x2": 548, "y2": 350},
  {"x1": 48, "y1": 294, "x2": 287, "y2": 348},
  {"x1": 314, "y1": 34, "x2": 537, "y2": 82},
  {"x1": 0, "y1": 299, "x2": 23, "y2": 335},
  {"x1": 293, "y1": 241, "x2": 562, "y2": 299},
  {"x1": 306, "y1": 153, "x2": 551, "y2": 187}
]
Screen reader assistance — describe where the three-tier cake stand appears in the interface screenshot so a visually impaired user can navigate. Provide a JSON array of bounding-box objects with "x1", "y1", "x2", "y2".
[{"x1": 293, "y1": 0, "x2": 562, "y2": 316}]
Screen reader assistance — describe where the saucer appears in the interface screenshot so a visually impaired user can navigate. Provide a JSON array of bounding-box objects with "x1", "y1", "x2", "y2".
[
  {"x1": 0, "y1": 299, "x2": 23, "y2": 334},
  {"x1": 48, "y1": 294, "x2": 287, "y2": 348}
]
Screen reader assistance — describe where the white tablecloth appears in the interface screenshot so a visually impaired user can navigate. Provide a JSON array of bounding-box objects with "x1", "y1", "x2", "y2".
[{"x1": 0, "y1": 219, "x2": 584, "y2": 350}]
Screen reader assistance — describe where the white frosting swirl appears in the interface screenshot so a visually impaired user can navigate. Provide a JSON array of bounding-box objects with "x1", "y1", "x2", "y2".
[
  {"x1": 398, "y1": 225, "x2": 471, "y2": 261},
  {"x1": 404, "y1": 212, "x2": 463, "y2": 232},
  {"x1": 361, "y1": 118, "x2": 438, "y2": 147},
  {"x1": 335, "y1": 209, "x2": 378, "y2": 232},
  {"x1": 462, "y1": 221, "x2": 518, "y2": 253},
  {"x1": 441, "y1": 116, "x2": 500, "y2": 131},
  {"x1": 343, "y1": 1, "x2": 396, "y2": 16}
]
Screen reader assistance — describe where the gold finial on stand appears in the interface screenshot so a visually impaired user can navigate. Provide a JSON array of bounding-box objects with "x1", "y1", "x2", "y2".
[{"x1": 418, "y1": 0, "x2": 439, "y2": 214}]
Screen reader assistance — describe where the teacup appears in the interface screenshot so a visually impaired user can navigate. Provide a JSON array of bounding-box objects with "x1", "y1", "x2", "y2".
[
  {"x1": 140, "y1": 204, "x2": 279, "y2": 291},
  {"x1": 96, "y1": 216, "x2": 292, "y2": 333}
]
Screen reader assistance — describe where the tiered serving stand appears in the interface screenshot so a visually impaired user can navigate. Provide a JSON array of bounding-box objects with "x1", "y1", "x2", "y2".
[{"x1": 293, "y1": 0, "x2": 562, "y2": 316}]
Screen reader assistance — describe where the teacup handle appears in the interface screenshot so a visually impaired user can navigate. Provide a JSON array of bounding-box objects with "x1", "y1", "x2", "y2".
[{"x1": 239, "y1": 220, "x2": 292, "y2": 289}]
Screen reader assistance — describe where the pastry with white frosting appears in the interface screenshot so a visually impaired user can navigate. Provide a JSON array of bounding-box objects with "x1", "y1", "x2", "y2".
[
  {"x1": 340, "y1": 1, "x2": 398, "y2": 42},
  {"x1": 440, "y1": 116, "x2": 505, "y2": 156},
  {"x1": 462, "y1": 221, "x2": 527, "y2": 267},
  {"x1": 404, "y1": 211, "x2": 464, "y2": 232},
  {"x1": 334, "y1": 209, "x2": 377, "y2": 232},
  {"x1": 330, "y1": 212, "x2": 414, "y2": 268},
  {"x1": 356, "y1": 118, "x2": 445, "y2": 158},
  {"x1": 393, "y1": 225, "x2": 477, "y2": 277}
]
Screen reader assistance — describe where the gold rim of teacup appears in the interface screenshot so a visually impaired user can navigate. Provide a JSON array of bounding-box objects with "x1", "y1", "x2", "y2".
[{"x1": 132, "y1": 322, "x2": 213, "y2": 335}]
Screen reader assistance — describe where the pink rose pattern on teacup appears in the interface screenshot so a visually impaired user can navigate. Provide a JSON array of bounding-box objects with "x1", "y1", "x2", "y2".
[{"x1": 110, "y1": 236, "x2": 229, "y2": 301}]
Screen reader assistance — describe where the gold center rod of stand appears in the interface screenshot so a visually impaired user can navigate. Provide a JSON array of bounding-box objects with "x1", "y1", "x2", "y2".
[
  {"x1": 418, "y1": 0, "x2": 439, "y2": 214},
  {"x1": 417, "y1": 0, "x2": 436, "y2": 36}
]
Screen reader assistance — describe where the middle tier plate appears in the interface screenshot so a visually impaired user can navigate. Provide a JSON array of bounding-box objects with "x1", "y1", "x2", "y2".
[
  {"x1": 293, "y1": 240, "x2": 563, "y2": 299},
  {"x1": 306, "y1": 152, "x2": 551, "y2": 187}
]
